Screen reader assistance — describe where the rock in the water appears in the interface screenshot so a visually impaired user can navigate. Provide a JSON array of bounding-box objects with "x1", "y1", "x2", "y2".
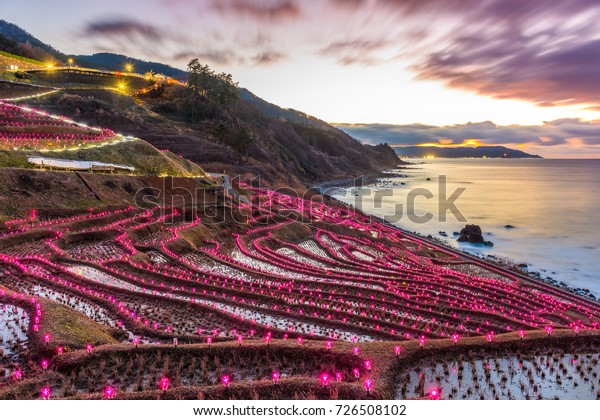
[
  {"x1": 504, "y1": 224, "x2": 515, "y2": 229},
  {"x1": 457, "y1": 224, "x2": 486, "y2": 244}
]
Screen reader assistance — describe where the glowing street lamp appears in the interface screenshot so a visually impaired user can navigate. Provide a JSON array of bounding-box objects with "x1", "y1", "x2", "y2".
[
  {"x1": 296, "y1": 336, "x2": 303, "y2": 346},
  {"x1": 207, "y1": 337, "x2": 213, "y2": 348},
  {"x1": 394, "y1": 345, "x2": 402, "y2": 356},
  {"x1": 41, "y1": 360, "x2": 49, "y2": 370},
  {"x1": 353, "y1": 368, "x2": 360, "y2": 379},
  {"x1": 364, "y1": 360, "x2": 372, "y2": 371},
  {"x1": 237, "y1": 335, "x2": 243, "y2": 347},
  {"x1": 43, "y1": 334, "x2": 51, "y2": 346},
  {"x1": 272, "y1": 371, "x2": 280, "y2": 385},
  {"x1": 486, "y1": 332, "x2": 493, "y2": 343},
  {"x1": 335, "y1": 372, "x2": 342, "y2": 382},
  {"x1": 451, "y1": 334, "x2": 459, "y2": 345},
  {"x1": 518, "y1": 330, "x2": 525, "y2": 340},
  {"x1": 325, "y1": 340, "x2": 333, "y2": 350},
  {"x1": 545, "y1": 325, "x2": 553, "y2": 336},
  {"x1": 125, "y1": 63, "x2": 133, "y2": 73},
  {"x1": 264, "y1": 335, "x2": 271, "y2": 347},
  {"x1": 574, "y1": 325, "x2": 581, "y2": 335},
  {"x1": 133, "y1": 337, "x2": 139, "y2": 348},
  {"x1": 419, "y1": 335, "x2": 426, "y2": 348},
  {"x1": 13, "y1": 369, "x2": 22, "y2": 382},
  {"x1": 57, "y1": 346, "x2": 64, "y2": 355},
  {"x1": 86, "y1": 344, "x2": 93, "y2": 354},
  {"x1": 364, "y1": 378, "x2": 373, "y2": 395},
  {"x1": 352, "y1": 346, "x2": 359, "y2": 356},
  {"x1": 104, "y1": 386, "x2": 115, "y2": 400},
  {"x1": 40, "y1": 387, "x2": 51, "y2": 400},
  {"x1": 320, "y1": 373, "x2": 330, "y2": 387}
]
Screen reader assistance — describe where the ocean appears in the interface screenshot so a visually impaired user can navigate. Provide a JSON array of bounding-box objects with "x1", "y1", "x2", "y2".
[{"x1": 331, "y1": 159, "x2": 600, "y2": 298}]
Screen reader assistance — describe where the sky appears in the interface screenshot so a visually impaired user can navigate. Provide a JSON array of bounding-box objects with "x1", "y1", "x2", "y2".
[{"x1": 2, "y1": 0, "x2": 600, "y2": 157}]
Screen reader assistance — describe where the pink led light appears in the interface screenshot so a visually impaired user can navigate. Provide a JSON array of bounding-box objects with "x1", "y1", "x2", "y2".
[
  {"x1": 419, "y1": 335, "x2": 426, "y2": 347},
  {"x1": 41, "y1": 360, "x2": 49, "y2": 370},
  {"x1": 518, "y1": 330, "x2": 525, "y2": 340},
  {"x1": 297, "y1": 336, "x2": 303, "y2": 346},
  {"x1": 451, "y1": 334, "x2": 459, "y2": 344},
  {"x1": 320, "y1": 373, "x2": 330, "y2": 387},
  {"x1": 40, "y1": 387, "x2": 51, "y2": 400},
  {"x1": 13, "y1": 369, "x2": 22, "y2": 381},
  {"x1": 353, "y1": 368, "x2": 360, "y2": 379},
  {"x1": 364, "y1": 360, "x2": 372, "y2": 371},
  {"x1": 272, "y1": 371, "x2": 280, "y2": 384},
  {"x1": 325, "y1": 340, "x2": 333, "y2": 350},
  {"x1": 394, "y1": 345, "x2": 401, "y2": 356},
  {"x1": 364, "y1": 378, "x2": 373, "y2": 394},
  {"x1": 133, "y1": 337, "x2": 139, "y2": 347},
  {"x1": 574, "y1": 325, "x2": 580, "y2": 335},
  {"x1": 429, "y1": 388, "x2": 441, "y2": 400},
  {"x1": 159, "y1": 377, "x2": 169, "y2": 391},
  {"x1": 43, "y1": 334, "x2": 51, "y2": 344},
  {"x1": 352, "y1": 346, "x2": 359, "y2": 356},
  {"x1": 545, "y1": 325, "x2": 553, "y2": 336},
  {"x1": 207, "y1": 337, "x2": 213, "y2": 347},
  {"x1": 237, "y1": 335, "x2": 243, "y2": 346},
  {"x1": 104, "y1": 386, "x2": 115, "y2": 400},
  {"x1": 335, "y1": 372, "x2": 342, "y2": 382},
  {"x1": 221, "y1": 375, "x2": 231, "y2": 387},
  {"x1": 86, "y1": 344, "x2": 93, "y2": 353}
]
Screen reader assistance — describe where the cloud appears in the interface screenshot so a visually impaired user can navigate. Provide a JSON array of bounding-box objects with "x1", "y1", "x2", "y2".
[
  {"x1": 212, "y1": 0, "x2": 301, "y2": 21},
  {"x1": 84, "y1": 18, "x2": 162, "y2": 41},
  {"x1": 333, "y1": 119, "x2": 600, "y2": 153},
  {"x1": 318, "y1": 38, "x2": 390, "y2": 65},
  {"x1": 402, "y1": 1, "x2": 600, "y2": 108},
  {"x1": 251, "y1": 50, "x2": 287, "y2": 65},
  {"x1": 172, "y1": 49, "x2": 243, "y2": 66}
]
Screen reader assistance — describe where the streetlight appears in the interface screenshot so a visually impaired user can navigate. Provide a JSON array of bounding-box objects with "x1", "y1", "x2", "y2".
[
  {"x1": 125, "y1": 63, "x2": 133, "y2": 73},
  {"x1": 68, "y1": 58, "x2": 74, "y2": 68}
]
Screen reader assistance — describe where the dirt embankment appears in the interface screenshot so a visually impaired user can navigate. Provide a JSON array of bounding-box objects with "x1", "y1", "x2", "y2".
[{"x1": 0, "y1": 168, "x2": 217, "y2": 221}]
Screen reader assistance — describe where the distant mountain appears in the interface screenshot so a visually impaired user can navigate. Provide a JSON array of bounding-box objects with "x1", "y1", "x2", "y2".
[
  {"x1": 394, "y1": 145, "x2": 542, "y2": 159},
  {"x1": 0, "y1": 19, "x2": 66, "y2": 62},
  {"x1": 74, "y1": 53, "x2": 187, "y2": 79}
]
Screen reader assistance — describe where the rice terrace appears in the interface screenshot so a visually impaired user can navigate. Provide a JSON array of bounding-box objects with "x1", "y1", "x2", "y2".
[{"x1": 0, "y1": 2, "x2": 599, "y2": 411}]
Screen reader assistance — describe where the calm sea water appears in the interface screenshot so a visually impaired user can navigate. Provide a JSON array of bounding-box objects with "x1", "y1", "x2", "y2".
[{"x1": 332, "y1": 159, "x2": 600, "y2": 297}]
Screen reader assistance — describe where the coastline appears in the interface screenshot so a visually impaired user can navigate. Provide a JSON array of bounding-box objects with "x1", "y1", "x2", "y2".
[{"x1": 312, "y1": 169, "x2": 600, "y2": 304}]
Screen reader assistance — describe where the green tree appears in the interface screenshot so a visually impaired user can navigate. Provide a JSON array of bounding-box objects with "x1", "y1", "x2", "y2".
[{"x1": 187, "y1": 59, "x2": 239, "y2": 112}]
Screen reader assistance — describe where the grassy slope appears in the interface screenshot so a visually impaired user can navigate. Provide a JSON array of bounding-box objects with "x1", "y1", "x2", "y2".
[
  {"x1": 40, "y1": 301, "x2": 120, "y2": 350},
  {"x1": 0, "y1": 50, "x2": 44, "y2": 66}
]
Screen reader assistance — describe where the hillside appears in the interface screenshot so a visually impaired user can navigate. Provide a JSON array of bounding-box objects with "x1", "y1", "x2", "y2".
[
  {"x1": 0, "y1": 20, "x2": 401, "y2": 188},
  {"x1": 0, "y1": 95, "x2": 208, "y2": 178},
  {"x1": 22, "y1": 85, "x2": 400, "y2": 188},
  {"x1": 0, "y1": 19, "x2": 66, "y2": 62},
  {"x1": 394, "y1": 145, "x2": 542, "y2": 159}
]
